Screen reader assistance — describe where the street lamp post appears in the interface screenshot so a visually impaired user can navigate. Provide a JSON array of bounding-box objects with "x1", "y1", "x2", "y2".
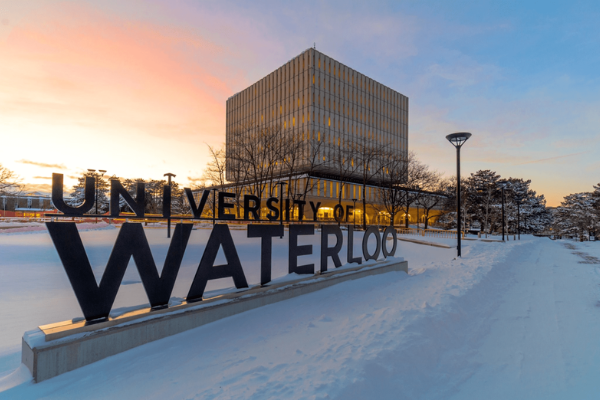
[
  {"x1": 514, "y1": 195, "x2": 522, "y2": 240},
  {"x1": 295, "y1": 194, "x2": 302, "y2": 223},
  {"x1": 211, "y1": 188, "x2": 218, "y2": 225},
  {"x1": 88, "y1": 169, "x2": 106, "y2": 223},
  {"x1": 164, "y1": 173, "x2": 176, "y2": 238},
  {"x1": 276, "y1": 181, "x2": 288, "y2": 227},
  {"x1": 352, "y1": 198, "x2": 357, "y2": 229},
  {"x1": 497, "y1": 180, "x2": 508, "y2": 241},
  {"x1": 446, "y1": 132, "x2": 472, "y2": 258},
  {"x1": 276, "y1": 181, "x2": 288, "y2": 238}
]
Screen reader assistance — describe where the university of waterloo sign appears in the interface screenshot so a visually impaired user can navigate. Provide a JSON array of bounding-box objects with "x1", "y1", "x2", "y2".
[{"x1": 48, "y1": 173, "x2": 398, "y2": 322}]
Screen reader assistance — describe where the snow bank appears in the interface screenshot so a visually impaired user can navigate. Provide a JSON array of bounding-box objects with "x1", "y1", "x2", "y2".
[{"x1": 1, "y1": 229, "x2": 598, "y2": 399}]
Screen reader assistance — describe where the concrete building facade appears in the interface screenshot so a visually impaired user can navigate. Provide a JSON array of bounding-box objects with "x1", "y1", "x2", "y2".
[
  {"x1": 226, "y1": 48, "x2": 408, "y2": 182},
  {"x1": 217, "y1": 49, "x2": 441, "y2": 226}
]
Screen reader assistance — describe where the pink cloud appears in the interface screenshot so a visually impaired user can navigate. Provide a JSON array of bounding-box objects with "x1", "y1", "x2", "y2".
[{"x1": 0, "y1": 2, "x2": 244, "y2": 148}]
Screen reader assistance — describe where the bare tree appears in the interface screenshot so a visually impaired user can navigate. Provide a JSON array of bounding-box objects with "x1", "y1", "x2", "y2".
[
  {"x1": 356, "y1": 140, "x2": 388, "y2": 229},
  {"x1": 280, "y1": 130, "x2": 308, "y2": 201},
  {"x1": 203, "y1": 144, "x2": 227, "y2": 190},
  {"x1": 231, "y1": 123, "x2": 284, "y2": 200},
  {"x1": 0, "y1": 164, "x2": 21, "y2": 194},
  {"x1": 417, "y1": 178, "x2": 451, "y2": 229},
  {"x1": 376, "y1": 149, "x2": 407, "y2": 227},
  {"x1": 297, "y1": 134, "x2": 326, "y2": 202},
  {"x1": 396, "y1": 152, "x2": 440, "y2": 228},
  {"x1": 200, "y1": 143, "x2": 235, "y2": 216},
  {"x1": 331, "y1": 136, "x2": 359, "y2": 211}
]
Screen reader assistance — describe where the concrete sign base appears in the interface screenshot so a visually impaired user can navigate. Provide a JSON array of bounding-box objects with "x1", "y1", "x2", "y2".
[{"x1": 23, "y1": 259, "x2": 408, "y2": 382}]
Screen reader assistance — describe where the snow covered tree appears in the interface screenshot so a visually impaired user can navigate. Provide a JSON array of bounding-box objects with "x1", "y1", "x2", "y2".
[
  {"x1": 502, "y1": 178, "x2": 551, "y2": 234},
  {"x1": 554, "y1": 192, "x2": 596, "y2": 240},
  {"x1": 440, "y1": 170, "x2": 552, "y2": 234},
  {"x1": 466, "y1": 170, "x2": 501, "y2": 233}
]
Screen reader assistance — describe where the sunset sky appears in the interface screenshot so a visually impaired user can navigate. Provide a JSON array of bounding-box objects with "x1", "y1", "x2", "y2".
[{"x1": 1, "y1": 0, "x2": 599, "y2": 206}]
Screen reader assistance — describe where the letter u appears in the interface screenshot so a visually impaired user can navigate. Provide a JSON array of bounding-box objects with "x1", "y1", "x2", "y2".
[{"x1": 52, "y1": 173, "x2": 95, "y2": 215}]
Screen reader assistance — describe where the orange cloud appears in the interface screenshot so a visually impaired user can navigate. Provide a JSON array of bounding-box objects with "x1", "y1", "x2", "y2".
[
  {"x1": 1, "y1": 4, "x2": 233, "y2": 137},
  {"x1": 17, "y1": 160, "x2": 67, "y2": 169},
  {"x1": 0, "y1": 2, "x2": 249, "y2": 190}
]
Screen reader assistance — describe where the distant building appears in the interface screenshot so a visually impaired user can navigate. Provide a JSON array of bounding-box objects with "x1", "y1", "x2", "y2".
[
  {"x1": 201, "y1": 49, "x2": 441, "y2": 225},
  {"x1": 0, "y1": 192, "x2": 55, "y2": 218}
]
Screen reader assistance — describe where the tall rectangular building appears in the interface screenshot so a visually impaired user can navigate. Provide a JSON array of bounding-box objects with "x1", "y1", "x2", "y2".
[{"x1": 225, "y1": 48, "x2": 408, "y2": 183}]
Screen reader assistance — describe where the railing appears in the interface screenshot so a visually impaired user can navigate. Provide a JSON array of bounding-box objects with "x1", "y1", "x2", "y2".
[{"x1": 396, "y1": 227, "x2": 463, "y2": 239}]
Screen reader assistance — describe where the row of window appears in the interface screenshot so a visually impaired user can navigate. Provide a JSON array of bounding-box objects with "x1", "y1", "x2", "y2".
[
  {"x1": 227, "y1": 48, "x2": 407, "y2": 117},
  {"x1": 227, "y1": 118, "x2": 406, "y2": 149},
  {"x1": 228, "y1": 73, "x2": 407, "y2": 119},
  {"x1": 230, "y1": 49, "x2": 406, "y2": 106},
  {"x1": 228, "y1": 73, "x2": 407, "y2": 125},
  {"x1": 227, "y1": 93, "x2": 407, "y2": 134},
  {"x1": 227, "y1": 123, "x2": 408, "y2": 161},
  {"x1": 228, "y1": 107, "x2": 406, "y2": 136}
]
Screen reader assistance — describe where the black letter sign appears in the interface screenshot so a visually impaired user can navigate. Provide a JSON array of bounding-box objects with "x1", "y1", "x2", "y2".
[
  {"x1": 289, "y1": 224, "x2": 315, "y2": 274},
  {"x1": 187, "y1": 224, "x2": 248, "y2": 301},
  {"x1": 320, "y1": 225, "x2": 343, "y2": 272},
  {"x1": 247, "y1": 224, "x2": 284, "y2": 285},
  {"x1": 52, "y1": 173, "x2": 95, "y2": 215},
  {"x1": 46, "y1": 222, "x2": 193, "y2": 321}
]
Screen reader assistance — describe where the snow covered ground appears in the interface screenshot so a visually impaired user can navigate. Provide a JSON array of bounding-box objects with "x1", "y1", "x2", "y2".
[{"x1": 0, "y1": 225, "x2": 599, "y2": 399}]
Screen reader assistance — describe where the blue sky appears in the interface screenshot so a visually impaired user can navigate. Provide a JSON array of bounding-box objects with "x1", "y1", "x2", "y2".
[{"x1": 1, "y1": 0, "x2": 598, "y2": 205}]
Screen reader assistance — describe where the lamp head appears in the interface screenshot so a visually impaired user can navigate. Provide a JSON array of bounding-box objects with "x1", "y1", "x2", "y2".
[{"x1": 445, "y1": 132, "x2": 472, "y2": 148}]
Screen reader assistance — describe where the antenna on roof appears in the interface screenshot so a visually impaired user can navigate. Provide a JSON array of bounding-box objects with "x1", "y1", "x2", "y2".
[{"x1": 314, "y1": 42, "x2": 316, "y2": 50}]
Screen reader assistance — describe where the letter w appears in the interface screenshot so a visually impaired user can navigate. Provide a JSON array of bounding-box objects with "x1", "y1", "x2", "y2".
[{"x1": 46, "y1": 222, "x2": 193, "y2": 321}]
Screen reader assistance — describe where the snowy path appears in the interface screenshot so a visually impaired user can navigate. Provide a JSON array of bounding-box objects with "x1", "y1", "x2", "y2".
[
  {"x1": 1, "y1": 232, "x2": 600, "y2": 398},
  {"x1": 335, "y1": 238, "x2": 600, "y2": 399},
  {"x1": 445, "y1": 239, "x2": 600, "y2": 399}
]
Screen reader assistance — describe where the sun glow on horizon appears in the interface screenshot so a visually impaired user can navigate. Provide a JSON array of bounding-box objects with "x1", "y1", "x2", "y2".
[{"x1": 0, "y1": 2, "x2": 245, "y2": 192}]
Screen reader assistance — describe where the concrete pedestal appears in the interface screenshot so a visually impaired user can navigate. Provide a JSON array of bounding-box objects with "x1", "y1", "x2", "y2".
[{"x1": 23, "y1": 259, "x2": 408, "y2": 382}]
